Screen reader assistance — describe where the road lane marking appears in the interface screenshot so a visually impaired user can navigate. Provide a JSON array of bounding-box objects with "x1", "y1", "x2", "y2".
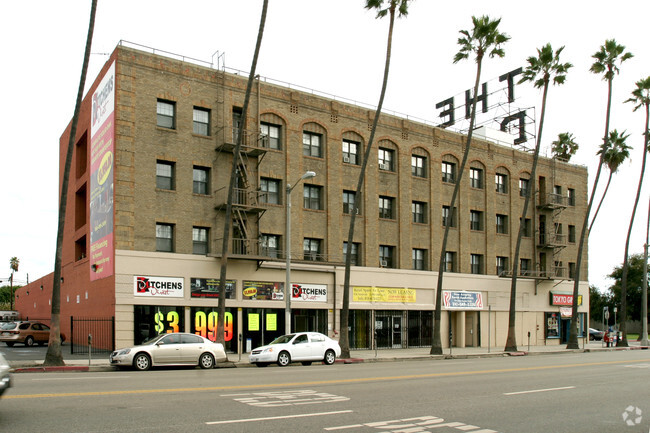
[
  {"x1": 6, "y1": 358, "x2": 649, "y2": 400},
  {"x1": 325, "y1": 415, "x2": 498, "y2": 432},
  {"x1": 504, "y1": 386, "x2": 576, "y2": 395},
  {"x1": 224, "y1": 389, "x2": 350, "y2": 407},
  {"x1": 31, "y1": 376, "x2": 131, "y2": 381},
  {"x1": 205, "y1": 410, "x2": 352, "y2": 425}
]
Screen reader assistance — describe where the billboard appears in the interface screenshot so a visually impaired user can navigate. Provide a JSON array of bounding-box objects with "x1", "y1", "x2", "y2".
[
  {"x1": 443, "y1": 291, "x2": 483, "y2": 310},
  {"x1": 89, "y1": 61, "x2": 115, "y2": 280}
]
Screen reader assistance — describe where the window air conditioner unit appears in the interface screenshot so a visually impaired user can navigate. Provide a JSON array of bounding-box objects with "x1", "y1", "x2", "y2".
[
  {"x1": 380, "y1": 260, "x2": 388, "y2": 267},
  {"x1": 343, "y1": 155, "x2": 350, "y2": 163},
  {"x1": 379, "y1": 163, "x2": 389, "y2": 171}
]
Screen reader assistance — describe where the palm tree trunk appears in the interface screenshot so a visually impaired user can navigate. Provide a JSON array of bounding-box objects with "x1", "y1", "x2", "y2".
[
  {"x1": 44, "y1": 0, "x2": 97, "y2": 366},
  {"x1": 431, "y1": 55, "x2": 483, "y2": 355},
  {"x1": 567, "y1": 76, "x2": 614, "y2": 349},
  {"x1": 618, "y1": 103, "x2": 650, "y2": 347},
  {"x1": 340, "y1": 5, "x2": 396, "y2": 359},
  {"x1": 588, "y1": 172, "x2": 613, "y2": 233},
  {"x1": 505, "y1": 81, "x2": 549, "y2": 352},
  {"x1": 216, "y1": 0, "x2": 268, "y2": 347}
]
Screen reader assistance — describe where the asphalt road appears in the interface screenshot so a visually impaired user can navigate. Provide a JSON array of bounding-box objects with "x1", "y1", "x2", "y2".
[{"x1": 2, "y1": 350, "x2": 649, "y2": 432}]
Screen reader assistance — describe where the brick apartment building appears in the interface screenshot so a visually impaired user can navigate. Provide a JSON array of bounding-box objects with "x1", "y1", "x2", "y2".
[{"x1": 16, "y1": 42, "x2": 589, "y2": 353}]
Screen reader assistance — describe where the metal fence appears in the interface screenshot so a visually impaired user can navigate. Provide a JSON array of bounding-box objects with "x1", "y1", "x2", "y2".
[{"x1": 70, "y1": 316, "x2": 115, "y2": 355}]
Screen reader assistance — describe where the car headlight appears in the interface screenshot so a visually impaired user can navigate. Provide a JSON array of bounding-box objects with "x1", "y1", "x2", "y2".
[
  {"x1": 263, "y1": 348, "x2": 273, "y2": 353},
  {"x1": 118, "y1": 349, "x2": 131, "y2": 356}
]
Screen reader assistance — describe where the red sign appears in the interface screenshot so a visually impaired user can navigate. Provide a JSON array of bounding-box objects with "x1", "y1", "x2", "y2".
[{"x1": 550, "y1": 292, "x2": 582, "y2": 306}]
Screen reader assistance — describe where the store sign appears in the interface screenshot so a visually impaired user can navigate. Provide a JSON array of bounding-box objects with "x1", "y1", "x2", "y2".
[
  {"x1": 242, "y1": 281, "x2": 284, "y2": 300},
  {"x1": 550, "y1": 292, "x2": 582, "y2": 306},
  {"x1": 443, "y1": 291, "x2": 483, "y2": 310},
  {"x1": 291, "y1": 283, "x2": 327, "y2": 302},
  {"x1": 559, "y1": 307, "x2": 573, "y2": 318},
  {"x1": 353, "y1": 286, "x2": 416, "y2": 303},
  {"x1": 191, "y1": 278, "x2": 235, "y2": 298},
  {"x1": 134, "y1": 276, "x2": 184, "y2": 297}
]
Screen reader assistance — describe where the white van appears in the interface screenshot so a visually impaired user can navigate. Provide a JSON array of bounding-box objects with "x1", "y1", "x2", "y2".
[{"x1": 0, "y1": 311, "x2": 19, "y2": 322}]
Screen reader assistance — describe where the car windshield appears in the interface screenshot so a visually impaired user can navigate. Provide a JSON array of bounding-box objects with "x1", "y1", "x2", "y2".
[
  {"x1": 269, "y1": 334, "x2": 295, "y2": 345},
  {"x1": 141, "y1": 334, "x2": 166, "y2": 345},
  {"x1": 0, "y1": 322, "x2": 18, "y2": 330}
]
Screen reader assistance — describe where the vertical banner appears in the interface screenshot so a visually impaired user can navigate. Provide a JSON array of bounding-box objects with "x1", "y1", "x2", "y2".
[{"x1": 89, "y1": 62, "x2": 116, "y2": 281}]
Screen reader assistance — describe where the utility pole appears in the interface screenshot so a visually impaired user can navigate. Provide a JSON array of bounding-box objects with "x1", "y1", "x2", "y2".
[{"x1": 641, "y1": 197, "x2": 649, "y2": 346}]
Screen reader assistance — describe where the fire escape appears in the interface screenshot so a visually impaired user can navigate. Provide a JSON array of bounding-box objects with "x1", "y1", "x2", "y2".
[{"x1": 536, "y1": 185, "x2": 568, "y2": 280}]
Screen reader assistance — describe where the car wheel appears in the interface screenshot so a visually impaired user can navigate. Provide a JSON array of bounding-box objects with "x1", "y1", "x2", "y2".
[
  {"x1": 277, "y1": 351, "x2": 291, "y2": 367},
  {"x1": 255, "y1": 362, "x2": 269, "y2": 367},
  {"x1": 199, "y1": 353, "x2": 215, "y2": 369},
  {"x1": 5, "y1": 342, "x2": 14, "y2": 347},
  {"x1": 25, "y1": 336, "x2": 35, "y2": 347},
  {"x1": 324, "y1": 349, "x2": 336, "y2": 365},
  {"x1": 133, "y1": 353, "x2": 151, "y2": 371},
  {"x1": 301, "y1": 361, "x2": 312, "y2": 366}
]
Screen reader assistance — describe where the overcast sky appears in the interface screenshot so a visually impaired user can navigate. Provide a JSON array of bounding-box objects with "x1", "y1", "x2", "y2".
[{"x1": 1, "y1": 1, "x2": 648, "y2": 291}]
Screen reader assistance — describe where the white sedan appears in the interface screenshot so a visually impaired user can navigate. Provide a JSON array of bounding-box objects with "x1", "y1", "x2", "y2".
[
  {"x1": 110, "y1": 333, "x2": 227, "y2": 371},
  {"x1": 249, "y1": 332, "x2": 341, "y2": 367}
]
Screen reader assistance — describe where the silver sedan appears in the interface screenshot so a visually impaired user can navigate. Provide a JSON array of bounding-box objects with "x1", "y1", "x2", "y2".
[{"x1": 110, "y1": 333, "x2": 227, "y2": 371}]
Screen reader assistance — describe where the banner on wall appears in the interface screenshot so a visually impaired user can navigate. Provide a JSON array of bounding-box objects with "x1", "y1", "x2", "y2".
[
  {"x1": 353, "y1": 286, "x2": 416, "y2": 303},
  {"x1": 242, "y1": 281, "x2": 284, "y2": 300},
  {"x1": 191, "y1": 278, "x2": 236, "y2": 298},
  {"x1": 443, "y1": 291, "x2": 483, "y2": 310},
  {"x1": 134, "y1": 276, "x2": 184, "y2": 298},
  {"x1": 89, "y1": 61, "x2": 116, "y2": 281},
  {"x1": 291, "y1": 283, "x2": 327, "y2": 302},
  {"x1": 550, "y1": 292, "x2": 582, "y2": 306}
]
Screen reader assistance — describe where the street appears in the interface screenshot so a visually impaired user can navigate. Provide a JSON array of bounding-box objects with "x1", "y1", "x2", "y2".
[{"x1": 1, "y1": 350, "x2": 649, "y2": 432}]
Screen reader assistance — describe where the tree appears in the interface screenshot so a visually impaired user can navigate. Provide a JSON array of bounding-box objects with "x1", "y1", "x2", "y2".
[
  {"x1": 589, "y1": 285, "x2": 613, "y2": 325},
  {"x1": 44, "y1": 0, "x2": 98, "y2": 366},
  {"x1": 340, "y1": 0, "x2": 411, "y2": 359},
  {"x1": 617, "y1": 77, "x2": 650, "y2": 346},
  {"x1": 567, "y1": 39, "x2": 633, "y2": 349},
  {"x1": 551, "y1": 132, "x2": 578, "y2": 162},
  {"x1": 9, "y1": 257, "x2": 19, "y2": 311},
  {"x1": 431, "y1": 16, "x2": 509, "y2": 355},
  {"x1": 505, "y1": 43, "x2": 572, "y2": 352},
  {"x1": 588, "y1": 130, "x2": 631, "y2": 233},
  {"x1": 216, "y1": 0, "x2": 268, "y2": 348}
]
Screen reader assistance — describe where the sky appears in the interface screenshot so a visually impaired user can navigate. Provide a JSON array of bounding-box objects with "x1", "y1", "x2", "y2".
[{"x1": 1, "y1": 1, "x2": 648, "y2": 292}]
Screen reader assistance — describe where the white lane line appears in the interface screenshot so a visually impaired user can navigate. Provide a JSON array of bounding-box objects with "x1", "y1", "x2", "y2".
[
  {"x1": 206, "y1": 410, "x2": 353, "y2": 425},
  {"x1": 504, "y1": 386, "x2": 575, "y2": 395},
  {"x1": 32, "y1": 376, "x2": 131, "y2": 381}
]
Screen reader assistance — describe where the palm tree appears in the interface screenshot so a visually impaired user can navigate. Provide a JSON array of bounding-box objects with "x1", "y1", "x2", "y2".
[
  {"x1": 567, "y1": 39, "x2": 633, "y2": 349},
  {"x1": 551, "y1": 132, "x2": 578, "y2": 162},
  {"x1": 617, "y1": 77, "x2": 650, "y2": 346},
  {"x1": 340, "y1": 0, "x2": 410, "y2": 359},
  {"x1": 431, "y1": 16, "x2": 509, "y2": 355},
  {"x1": 44, "y1": 0, "x2": 98, "y2": 366},
  {"x1": 588, "y1": 130, "x2": 631, "y2": 233},
  {"x1": 9, "y1": 257, "x2": 19, "y2": 311},
  {"x1": 505, "y1": 44, "x2": 572, "y2": 352},
  {"x1": 216, "y1": 0, "x2": 268, "y2": 347}
]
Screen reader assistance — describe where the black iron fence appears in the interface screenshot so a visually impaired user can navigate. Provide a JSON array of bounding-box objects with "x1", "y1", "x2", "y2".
[{"x1": 70, "y1": 316, "x2": 115, "y2": 355}]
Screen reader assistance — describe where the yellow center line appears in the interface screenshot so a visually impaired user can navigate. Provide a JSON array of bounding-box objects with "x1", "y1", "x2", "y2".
[{"x1": 6, "y1": 358, "x2": 648, "y2": 400}]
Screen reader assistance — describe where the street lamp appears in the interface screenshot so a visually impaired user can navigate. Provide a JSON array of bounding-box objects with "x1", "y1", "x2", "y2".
[{"x1": 285, "y1": 170, "x2": 316, "y2": 334}]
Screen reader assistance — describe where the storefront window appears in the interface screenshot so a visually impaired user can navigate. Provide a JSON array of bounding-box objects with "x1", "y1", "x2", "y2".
[
  {"x1": 546, "y1": 312, "x2": 560, "y2": 338},
  {"x1": 292, "y1": 309, "x2": 328, "y2": 334},
  {"x1": 347, "y1": 310, "x2": 371, "y2": 349},
  {"x1": 190, "y1": 307, "x2": 237, "y2": 352},
  {"x1": 408, "y1": 310, "x2": 433, "y2": 348},
  {"x1": 134, "y1": 306, "x2": 185, "y2": 345},
  {"x1": 243, "y1": 308, "x2": 285, "y2": 350}
]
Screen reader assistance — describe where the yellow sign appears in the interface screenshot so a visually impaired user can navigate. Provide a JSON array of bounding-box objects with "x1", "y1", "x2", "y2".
[
  {"x1": 248, "y1": 313, "x2": 260, "y2": 331},
  {"x1": 266, "y1": 314, "x2": 277, "y2": 331},
  {"x1": 353, "y1": 286, "x2": 416, "y2": 303}
]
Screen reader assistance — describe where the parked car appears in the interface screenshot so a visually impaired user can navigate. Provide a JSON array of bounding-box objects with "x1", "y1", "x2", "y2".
[
  {"x1": 0, "y1": 351, "x2": 11, "y2": 397},
  {"x1": 249, "y1": 332, "x2": 341, "y2": 367},
  {"x1": 109, "y1": 333, "x2": 227, "y2": 371},
  {"x1": 0, "y1": 321, "x2": 66, "y2": 347},
  {"x1": 589, "y1": 328, "x2": 604, "y2": 341}
]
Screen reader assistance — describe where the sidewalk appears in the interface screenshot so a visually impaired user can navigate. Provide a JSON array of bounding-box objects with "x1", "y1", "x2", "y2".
[{"x1": 7, "y1": 340, "x2": 648, "y2": 373}]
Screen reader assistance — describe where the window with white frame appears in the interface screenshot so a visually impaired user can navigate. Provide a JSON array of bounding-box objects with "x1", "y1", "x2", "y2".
[
  {"x1": 303, "y1": 131, "x2": 322, "y2": 157},
  {"x1": 156, "y1": 161, "x2": 175, "y2": 190},
  {"x1": 193, "y1": 107, "x2": 210, "y2": 135},
  {"x1": 192, "y1": 227, "x2": 209, "y2": 255},
  {"x1": 342, "y1": 139, "x2": 360, "y2": 165},
  {"x1": 156, "y1": 223, "x2": 174, "y2": 252},
  {"x1": 260, "y1": 122, "x2": 281, "y2": 150},
  {"x1": 157, "y1": 99, "x2": 175, "y2": 129},
  {"x1": 343, "y1": 190, "x2": 357, "y2": 215},
  {"x1": 470, "y1": 210, "x2": 483, "y2": 231},
  {"x1": 193, "y1": 166, "x2": 209, "y2": 195},
  {"x1": 303, "y1": 238, "x2": 322, "y2": 261},
  {"x1": 471, "y1": 254, "x2": 483, "y2": 274},
  {"x1": 412, "y1": 155, "x2": 426, "y2": 178},
  {"x1": 519, "y1": 178, "x2": 529, "y2": 197},
  {"x1": 378, "y1": 148, "x2": 394, "y2": 171},
  {"x1": 412, "y1": 248, "x2": 427, "y2": 270},
  {"x1": 442, "y1": 161, "x2": 456, "y2": 183},
  {"x1": 303, "y1": 185, "x2": 322, "y2": 210},
  {"x1": 260, "y1": 234, "x2": 280, "y2": 258},
  {"x1": 379, "y1": 245, "x2": 394, "y2": 268},
  {"x1": 496, "y1": 173, "x2": 508, "y2": 194},
  {"x1": 470, "y1": 167, "x2": 483, "y2": 189}
]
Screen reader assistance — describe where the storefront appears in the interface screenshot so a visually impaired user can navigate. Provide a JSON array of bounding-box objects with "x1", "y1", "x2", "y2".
[{"x1": 546, "y1": 292, "x2": 585, "y2": 344}]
